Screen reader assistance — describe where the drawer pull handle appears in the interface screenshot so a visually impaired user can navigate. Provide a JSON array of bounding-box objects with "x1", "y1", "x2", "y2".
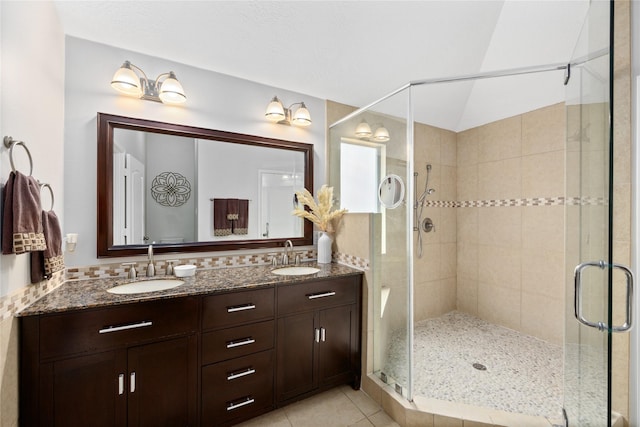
[
  {"x1": 118, "y1": 374, "x2": 124, "y2": 395},
  {"x1": 226, "y1": 337, "x2": 256, "y2": 348},
  {"x1": 130, "y1": 372, "x2": 136, "y2": 393},
  {"x1": 227, "y1": 304, "x2": 256, "y2": 313},
  {"x1": 307, "y1": 291, "x2": 336, "y2": 300},
  {"x1": 227, "y1": 396, "x2": 255, "y2": 411},
  {"x1": 321, "y1": 327, "x2": 326, "y2": 342},
  {"x1": 315, "y1": 328, "x2": 320, "y2": 343},
  {"x1": 99, "y1": 321, "x2": 153, "y2": 334},
  {"x1": 227, "y1": 368, "x2": 256, "y2": 381}
]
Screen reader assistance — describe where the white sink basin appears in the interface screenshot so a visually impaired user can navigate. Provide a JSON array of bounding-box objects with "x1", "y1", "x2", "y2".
[
  {"x1": 107, "y1": 279, "x2": 185, "y2": 294},
  {"x1": 272, "y1": 266, "x2": 320, "y2": 276}
]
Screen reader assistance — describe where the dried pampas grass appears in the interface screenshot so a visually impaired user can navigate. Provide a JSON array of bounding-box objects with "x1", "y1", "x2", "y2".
[{"x1": 292, "y1": 185, "x2": 347, "y2": 232}]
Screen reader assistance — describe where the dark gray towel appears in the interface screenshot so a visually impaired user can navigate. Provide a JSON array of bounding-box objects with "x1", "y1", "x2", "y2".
[
  {"x1": 2, "y1": 171, "x2": 46, "y2": 254},
  {"x1": 31, "y1": 210, "x2": 64, "y2": 283}
]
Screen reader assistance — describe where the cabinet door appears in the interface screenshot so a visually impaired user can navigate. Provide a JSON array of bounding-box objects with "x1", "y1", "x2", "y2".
[
  {"x1": 127, "y1": 336, "x2": 196, "y2": 427},
  {"x1": 276, "y1": 311, "x2": 317, "y2": 402},
  {"x1": 319, "y1": 305, "x2": 356, "y2": 387},
  {"x1": 50, "y1": 350, "x2": 126, "y2": 427}
]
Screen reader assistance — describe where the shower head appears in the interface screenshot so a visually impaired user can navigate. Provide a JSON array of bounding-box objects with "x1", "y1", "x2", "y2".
[{"x1": 427, "y1": 188, "x2": 435, "y2": 194}]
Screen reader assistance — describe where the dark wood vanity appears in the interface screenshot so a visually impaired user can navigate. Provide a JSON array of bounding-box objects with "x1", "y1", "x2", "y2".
[{"x1": 19, "y1": 271, "x2": 362, "y2": 426}]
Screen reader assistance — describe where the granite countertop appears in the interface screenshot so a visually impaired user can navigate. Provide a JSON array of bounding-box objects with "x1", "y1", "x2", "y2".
[{"x1": 18, "y1": 262, "x2": 364, "y2": 317}]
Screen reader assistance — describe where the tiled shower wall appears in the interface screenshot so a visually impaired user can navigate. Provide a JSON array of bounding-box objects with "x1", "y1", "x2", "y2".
[
  {"x1": 413, "y1": 124, "x2": 458, "y2": 321},
  {"x1": 415, "y1": 103, "x2": 566, "y2": 345}
]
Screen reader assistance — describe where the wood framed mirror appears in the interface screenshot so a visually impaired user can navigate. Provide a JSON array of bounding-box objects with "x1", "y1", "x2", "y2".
[{"x1": 97, "y1": 113, "x2": 314, "y2": 257}]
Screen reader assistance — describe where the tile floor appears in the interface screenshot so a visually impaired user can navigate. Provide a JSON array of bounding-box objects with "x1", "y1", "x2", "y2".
[{"x1": 235, "y1": 385, "x2": 400, "y2": 427}]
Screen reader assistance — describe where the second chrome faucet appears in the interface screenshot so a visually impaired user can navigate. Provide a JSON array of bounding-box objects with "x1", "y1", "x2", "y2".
[{"x1": 147, "y1": 244, "x2": 155, "y2": 277}]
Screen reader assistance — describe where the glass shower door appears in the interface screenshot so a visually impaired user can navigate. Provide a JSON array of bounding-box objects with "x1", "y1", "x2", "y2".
[{"x1": 564, "y1": 2, "x2": 633, "y2": 426}]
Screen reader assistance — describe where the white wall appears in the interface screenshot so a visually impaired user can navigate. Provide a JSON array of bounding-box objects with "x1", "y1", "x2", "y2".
[
  {"x1": 64, "y1": 36, "x2": 326, "y2": 267},
  {"x1": 0, "y1": 1, "x2": 65, "y2": 297}
]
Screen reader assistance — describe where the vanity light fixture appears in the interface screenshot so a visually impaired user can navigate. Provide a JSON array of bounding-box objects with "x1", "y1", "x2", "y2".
[
  {"x1": 265, "y1": 96, "x2": 312, "y2": 127},
  {"x1": 355, "y1": 119, "x2": 390, "y2": 142},
  {"x1": 355, "y1": 119, "x2": 373, "y2": 138},
  {"x1": 111, "y1": 61, "x2": 186, "y2": 105},
  {"x1": 372, "y1": 124, "x2": 391, "y2": 142}
]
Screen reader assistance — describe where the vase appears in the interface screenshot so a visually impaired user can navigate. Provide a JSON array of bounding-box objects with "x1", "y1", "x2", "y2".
[{"x1": 317, "y1": 231, "x2": 332, "y2": 264}]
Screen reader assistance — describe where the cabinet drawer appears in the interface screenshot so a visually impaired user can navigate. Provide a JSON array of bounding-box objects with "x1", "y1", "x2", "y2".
[
  {"x1": 277, "y1": 276, "x2": 359, "y2": 315},
  {"x1": 201, "y1": 351, "x2": 274, "y2": 425},
  {"x1": 202, "y1": 287, "x2": 274, "y2": 330},
  {"x1": 202, "y1": 320, "x2": 274, "y2": 364},
  {"x1": 39, "y1": 297, "x2": 199, "y2": 360}
]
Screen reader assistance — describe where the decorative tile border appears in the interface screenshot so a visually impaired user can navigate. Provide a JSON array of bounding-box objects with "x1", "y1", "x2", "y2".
[
  {"x1": 333, "y1": 252, "x2": 370, "y2": 270},
  {"x1": 66, "y1": 249, "x2": 318, "y2": 281},
  {"x1": 1, "y1": 270, "x2": 65, "y2": 320},
  {"x1": 424, "y1": 196, "x2": 605, "y2": 208}
]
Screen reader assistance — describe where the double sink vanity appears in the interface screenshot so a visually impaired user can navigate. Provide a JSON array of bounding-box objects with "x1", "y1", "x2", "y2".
[{"x1": 19, "y1": 262, "x2": 363, "y2": 426}]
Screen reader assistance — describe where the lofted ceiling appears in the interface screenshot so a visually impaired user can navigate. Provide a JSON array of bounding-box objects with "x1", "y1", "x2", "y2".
[{"x1": 53, "y1": 1, "x2": 590, "y2": 131}]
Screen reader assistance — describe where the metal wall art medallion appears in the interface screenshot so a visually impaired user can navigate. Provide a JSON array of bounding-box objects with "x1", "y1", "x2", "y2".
[{"x1": 150, "y1": 171, "x2": 191, "y2": 207}]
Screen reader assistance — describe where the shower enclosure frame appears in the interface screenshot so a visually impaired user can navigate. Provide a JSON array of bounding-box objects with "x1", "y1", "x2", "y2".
[{"x1": 329, "y1": 5, "x2": 623, "y2": 420}]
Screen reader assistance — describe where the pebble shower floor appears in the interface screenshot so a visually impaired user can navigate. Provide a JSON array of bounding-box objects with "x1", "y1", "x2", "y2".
[{"x1": 382, "y1": 311, "x2": 563, "y2": 421}]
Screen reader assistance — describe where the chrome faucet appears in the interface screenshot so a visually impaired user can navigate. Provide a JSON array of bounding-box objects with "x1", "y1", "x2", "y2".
[
  {"x1": 282, "y1": 240, "x2": 294, "y2": 265},
  {"x1": 146, "y1": 244, "x2": 155, "y2": 277}
]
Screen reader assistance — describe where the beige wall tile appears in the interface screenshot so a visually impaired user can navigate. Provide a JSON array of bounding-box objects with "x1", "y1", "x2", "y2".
[
  {"x1": 477, "y1": 282, "x2": 521, "y2": 331},
  {"x1": 0, "y1": 317, "x2": 19, "y2": 427},
  {"x1": 478, "y1": 158, "x2": 522, "y2": 200},
  {"x1": 456, "y1": 242, "x2": 478, "y2": 280},
  {"x1": 457, "y1": 165, "x2": 478, "y2": 201},
  {"x1": 478, "y1": 207, "x2": 522, "y2": 249},
  {"x1": 478, "y1": 244, "x2": 521, "y2": 290},
  {"x1": 522, "y1": 103, "x2": 565, "y2": 156},
  {"x1": 415, "y1": 123, "x2": 441, "y2": 168},
  {"x1": 335, "y1": 213, "x2": 371, "y2": 261},
  {"x1": 457, "y1": 208, "x2": 478, "y2": 245},
  {"x1": 521, "y1": 150, "x2": 565, "y2": 198},
  {"x1": 456, "y1": 277, "x2": 478, "y2": 316},
  {"x1": 441, "y1": 130, "x2": 457, "y2": 167},
  {"x1": 478, "y1": 115, "x2": 521, "y2": 162},
  {"x1": 520, "y1": 292, "x2": 563, "y2": 345},
  {"x1": 440, "y1": 166, "x2": 457, "y2": 202},
  {"x1": 438, "y1": 207, "x2": 457, "y2": 244},
  {"x1": 440, "y1": 243, "x2": 457, "y2": 279},
  {"x1": 414, "y1": 280, "x2": 444, "y2": 321},
  {"x1": 521, "y1": 247, "x2": 564, "y2": 300},
  {"x1": 522, "y1": 206, "x2": 564, "y2": 253},
  {"x1": 415, "y1": 243, "x2": 441, "y2": 280},
  {"x1": 457, "y1": 128, "x2": 479, "y2": 167}
]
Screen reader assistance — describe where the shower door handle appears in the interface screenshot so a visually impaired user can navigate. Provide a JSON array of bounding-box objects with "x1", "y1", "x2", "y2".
[{"x1": 574, "y1": 260, "x2": 634, "y2": 332}]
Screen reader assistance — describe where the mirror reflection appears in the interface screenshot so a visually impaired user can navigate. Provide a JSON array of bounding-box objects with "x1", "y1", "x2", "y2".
[
  {"x1": 98, "y1": 113, "x2": 314, "y2": 257},
  {"x1": 378, "y1": 174, "x2": 405, "y2": 209}
]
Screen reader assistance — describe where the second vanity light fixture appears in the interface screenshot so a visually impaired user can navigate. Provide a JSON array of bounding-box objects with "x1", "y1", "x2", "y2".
[
  {"x1": 265, "y1": 96, "x2": 312, "y2": 127},
  {"x1": 355, "y1": 119, "x2": 390, "y2": 142},
  {"x1": 111, "y1": 61, "x2": 187, "y2": 105}
]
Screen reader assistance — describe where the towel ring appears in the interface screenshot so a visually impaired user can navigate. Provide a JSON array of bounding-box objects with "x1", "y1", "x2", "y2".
[
  {"x1": 40, "y1": 183, "x2": 54, "y2": 211},
  {"x1": 3, "y1": 136, "x2": 33, "y2": 176}
]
